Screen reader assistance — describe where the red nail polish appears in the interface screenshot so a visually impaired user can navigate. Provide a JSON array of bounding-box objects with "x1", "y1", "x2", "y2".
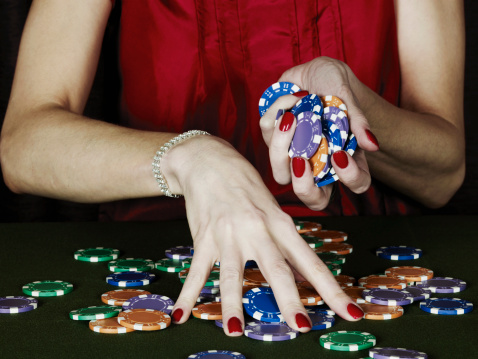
[
  {"x1": 295, "y1": 313, "x2": 311, "y2": 329},
  {"x1": 279, "y1": 112, "x2": 295, "y2": 132},
  {"x1": 347, "y1": 303, "x2": 364, "y2": 319},
  {"x1": 292, "y1": 157, "x2": 306, "y2": 178},
  {"x1": 227, "y1": 317, "x2": 242, "y2": 334},
  {"x1": 293, "y1": 90, "x2": 309, "y2": 97},
  {"x1": 172, "y1": 308, "x2": 183, "y2": 322},
  {"x1": 332, "y1": 151, "x2": 348, "y2": 169},
  {"x1": 365, "y1": 129, "x2": 379, "y2": 148}
]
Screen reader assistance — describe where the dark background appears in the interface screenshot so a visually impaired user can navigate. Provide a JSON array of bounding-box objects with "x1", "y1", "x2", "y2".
[{"x1": 0, "y1": 1, "x2": 476, "y2": 222}]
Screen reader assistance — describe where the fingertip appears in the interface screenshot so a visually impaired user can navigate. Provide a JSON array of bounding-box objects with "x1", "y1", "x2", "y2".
[
  {"x1": 171, "y1": 307, "x2": 186, "y2": 324},
  {"x1": 346, "y1": 302, "x2": 364, "y2": 321},
  {"x1": 294, "y1": 312, "x2": 312, "y2": 333},
  {"x1": 224, "y1": 316, "x2": 243, "y2": 336},
  {"x1": 356, "y1": 129, "x2": 379, "y2": 152}
]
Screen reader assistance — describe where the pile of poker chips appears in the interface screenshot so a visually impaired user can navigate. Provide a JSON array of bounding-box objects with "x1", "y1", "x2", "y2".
[{"x1": 259, "y1": 82, "x2": 357, "y2": 187}]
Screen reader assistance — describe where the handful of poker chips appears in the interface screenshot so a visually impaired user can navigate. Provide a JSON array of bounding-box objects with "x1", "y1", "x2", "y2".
[{"x1": 259, "y1": 81, "x2": 357, "y2": 187}]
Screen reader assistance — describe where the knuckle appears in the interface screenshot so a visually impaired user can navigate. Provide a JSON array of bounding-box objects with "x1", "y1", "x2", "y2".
[
  {"x1": 266, "y1": 260, "x2": 293, "y2": 282},
  {"x1": 310, "y1": 260, "x2": 332, "y2": 277},
  {"x1": 219, "y1": 266, "x2": 243, "y2": 284}
]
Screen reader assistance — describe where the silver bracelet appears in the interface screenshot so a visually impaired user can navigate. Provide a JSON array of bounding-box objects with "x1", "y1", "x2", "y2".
[{"x1": 152, "y1": 130, "x2": 210, "y2": 198}]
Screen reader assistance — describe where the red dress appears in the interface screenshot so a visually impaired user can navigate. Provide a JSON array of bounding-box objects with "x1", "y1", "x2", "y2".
[{"x1": 99, "y1": 0, "x2": 421, "y2": 221}]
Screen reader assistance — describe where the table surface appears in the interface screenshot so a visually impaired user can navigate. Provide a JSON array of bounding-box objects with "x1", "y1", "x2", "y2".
[{"x1": 0, "y1": 216, "x2": 477, "y2": 359}]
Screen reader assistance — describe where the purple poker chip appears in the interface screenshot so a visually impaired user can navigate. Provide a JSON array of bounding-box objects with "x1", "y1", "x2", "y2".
[
  {"x1": 369, "y1": 347, "x2": 428, "y2": 359},
  {"x1": 323, "y1": 106, "x2": 349, "y2": 147},
  {"x1": 165, "y1": 245, "x2": 193, "y2": 260},
  {"x1": 362, "y1": 288, "x2": 414, "y2": 306},
  {"x1": 0, "y1": 296, "x2": 38, "y2": 314},
  {"x1": 405, "y1": 286, "x2": 431, "y2": 302},
  {"x1": 416, "y1": 277, "x2": 466, "y2": 293},
  {"x1": 244, "y1": 321, "x2": 299, "y2": 341},
  {"x1": 122, "y1": 294, "x2": 175, "y2": 314},
  {"x1": 215, "y1": 319, "x2": 224, "y2": 328},
  {"x1": 201, "y1": 286, "x2": 220, "y2": 295},
  {"x1": 307, "y1": 310, "x2": 335, "y2": 330},
  {"x1": 288, "y1": 111, "x2": 322, "y2": 160}
]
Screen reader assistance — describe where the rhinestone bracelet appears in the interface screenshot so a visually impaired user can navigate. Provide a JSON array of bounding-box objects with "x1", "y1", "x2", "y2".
[{"x1": 152, "y1": 130, "x2": 210, "y2": 198}]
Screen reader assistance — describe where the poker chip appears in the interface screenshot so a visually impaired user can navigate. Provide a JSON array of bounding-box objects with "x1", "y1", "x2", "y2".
[
  {"x1": 359, "y1": 303, "x2": 404, "y2": 320},
  {"x1": 315, "y1": 172, "x2": 339, "y2": 188},
  {"x1": 320, "y1": 331, "x2": 376, "y2": 351},
  {"x1": 101, "y1": 289, "x2": 151, "y2": 306},
  {"x1": 192, "y1": 302, "x2": 222, "y2": 320},
  {"x1": 258, "y1": 81, "x2": 301, "y2": 117},
  {"x1": 88, "y1": 317, "x2": 135, "y2": 334},
  {"x1": 106, "y1": 271, "x2": 156, "y2": 287},
  {"x1": 188, "y1": 350, "x2": 246, "y2": 359},
  {"x1": 197, "y1": 293, "x2": 219, "y2": 303},
  {"x1": 290, "y1": 94, "x2": 324, "y2": 117},
  {"x1": 242, "y1": 287, "x2": 284, "y2": 322},
  {"x1": 405, "y1": 286, "x2": 431, "y2": 302},
  {"x1": 385, "y1": 266, "x2": 434, "y2": 282},
  {"x1": 122, "y1": 294, "x2": 174, "y2": 314},
  {"x1": 362, "y1": 288, "x2": 414, "y2": 306},
  {"x1": 343, "y1": 287, "x2": 367, "y2": 304},
  {"x1": 288, "y1": 111, "x2": 322, "y2": 160},
  {"x1": 315, "y1": 242, "x2": 353, "y2": 255},
  {"x1": 316, "y1": 252, "x2": 346, "y2": 265},
  {"x1": 201, "y1": 286, "x2": 221, "y2": 295},
  {"x1": 117, "y1": 308, "x2": 171, "y2": 331},
  {"x1": 335, "y1": 275, "x2": 356, "y2": 287},
  {"x1": 215, "y1": 319, "x2": 224, "y2": 328},
  {"x1": 74, "y1": 247, "x2": 120, "y2": 262},
  {"x1": 242, "y1": 285, "x2": 259, "y2": 296},
  {"x1": 244, "y1": 321, "x2": 299, "y2": 341},
  {"x1": 69, "y1": 305, "x2": 122, "y2": 320},
  {"x1": 243, "y1": 268, "x2": 269, "y2": 286},
  {"x1": 179, "y1": 268, "x2": 220, "y2": 287},
  {"x1": 369, "y1": 347, "x2": 428, "y2": 359},
  {"x1": 22, "y1": 280, "x2": 74, "y2": 297},
  {"x1": 165, "y1": 245, "x2": 193, "y2": 260},
  {"x1": 323, "y1": 106, "x2": 349, "y2": 146},
  {"x1": 108, "y1": 258, "x2": 154, "y2": 272},
  {"x1": 0, "y1": 296, "x2": 38, "y2": 313},
  {"x1": 344, "y1": 134, "x2": 358, "y2": 156},
  {"x1": 321, "y1": 118, "x2": 342, "y2": 155},
  {"x1": 155, "y1": 258, "x2": 185, "y2": 272},
  {"x1": 297, "y1": 284, "x2": 323, "y2": 305},
  {"x1": 321, "y1": 95, "x2": 348, "y2": 116},
  {"x1": 328, "y1": 263, "x2": 342, "y2": 275},
  {"x1": 308, "y1": 136, "x2": 329, "y2": 176},
  {"x1": 376, "y1": 246, "x2": 422, "y2": 260},
  {"x1": 302, "y1": 230, "x2": 348, "y2": 243},
  {"x1": 419, "y1": 298, "x2": 473, "y2": 315},
  {"x1": 307, "y1": 310, "x2": 335, "y2": 330},
  {"x1": 416, "y1": 277, "x2": 466, "y2": 293},
  {"x1": 358, "y1": 275, "x2": 408, "y2": 289}
]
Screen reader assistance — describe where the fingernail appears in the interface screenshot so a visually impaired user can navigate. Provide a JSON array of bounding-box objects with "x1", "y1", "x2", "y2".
[
  {"x1": 295, "y1": 313, "x2": 311, "y2": 329},
  {"x1": 292, "y1": 157, "x2": 306, "y2": 178},
  {"x1": 279, "y1": 112, "x2": 295, "y2": 132},
  {"x1": 276, "y1": 109, "x2": 284, "y2": 121},
  {"x1": 227, "y1": 317, "x2": 242, "y2": 334},
  {"x1": 347, "y1": 303, "x2": 364, "y2": 319},
  {"x1": 293, "y1": 90, "x2": 309, "y2": 98},
  {"x1": 172, "y1": 308, "x2": 183, "y2": 323},
  {"x1": 365, "y1": 129, "x2": 379, "y2": 148},
  {"x1": 332, "y1": 151, "x2": 348, "y2": 169}
]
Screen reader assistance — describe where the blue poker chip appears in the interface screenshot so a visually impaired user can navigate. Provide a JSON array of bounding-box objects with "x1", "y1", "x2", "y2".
[
  {"x1": 419, "y1": 298, "x2": 473, "y2": 315},
  {"x1": 321, "y1": 118, "x2": 342, "y2": 155},
  {"x1": 258, "y1": 81, "x2": 301, "y2": 117},
  {"x1": 307, "y1": 310, "x2": 335, "y2": 330},
  {"x1": 242, "y1": 287, "x2": 284, "y2": 322},
  {"x1": 290, "y1": 94, "x2": 324, "y2": 117},
  {"x1": 106, "y1": 271, "x2": 156, "y2": 287},
  {"x1": 315, "y1": 171, "x2": 339, "y2": 188},
  {"x1": 404, "y1": 286, "x2": 431, "y2": 302},
  {"x1": 376, "y1": 246, "x2": 423, "y2": 260},
  {"x1": 288, "y1": 111, "x2": 322, "y2": 159},
  {"x1": 344, "y1": 134, "x2": 358, "y2": 156},
  {"x1": 188, "y1": 350, "x2": 246, "y2": 359}
]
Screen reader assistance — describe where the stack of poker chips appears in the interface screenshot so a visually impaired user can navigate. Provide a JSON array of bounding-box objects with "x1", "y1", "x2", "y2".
[{"x1": 259, "y1": 82, "x2": 357, "y2": 187}]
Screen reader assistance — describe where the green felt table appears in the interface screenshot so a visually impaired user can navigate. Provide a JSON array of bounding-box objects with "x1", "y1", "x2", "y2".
[{"x1": 0, "y1": 216, "x2": 477, "y2": 358}]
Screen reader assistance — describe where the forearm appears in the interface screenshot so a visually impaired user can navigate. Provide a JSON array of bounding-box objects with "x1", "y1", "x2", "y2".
[
  {"x1": 1, "y1": 104, "x2": 175, "y2": 203},
  {"x1": 351, "y1": 79, "x2": 465, "y2": 208}
]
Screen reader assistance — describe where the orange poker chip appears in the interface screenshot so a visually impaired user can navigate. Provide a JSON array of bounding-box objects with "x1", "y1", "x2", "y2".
[
  {"x1": 308, "y1": 136, "x2": 329, "y2": 177},
  {"x1": 320, "y1": 95, "x2": 348, "y2": 116},
  {"x1": 335, "y1": 275, "x2": 356, "y2": 287},
  {"x1": 358, "y1": 303, "x2": 404, "y2": 320},
  {"x1": 296, "y1": 220, "x2": 323, "y2": 234},
  {"x1": 243, "y1": 268, "x2": 269, "y2": 287},
  {"x1": 101, "y1": 289, "x2": 151, "y2": 306},
  {"x1": 385, "y1": 266, "x2": 434, "y2": 282},
  {"x1": 192, "y1": 302, "x2": 222, "y2": 320},
  {"x1": 297, "y1": 284, "x2": 323, "y2": 305},
  {"x1": 358, "y1": 275, "x2": 408, "y2": 289},
  {"x1": 117, "y1": 309, "x2": 171, "y2": 331},
  {"x1": 314, "y1": 242, "x2": 353, "y2": 255},
  {"x1": 303, "y1": 230, "x2": 348, "y2": 243},
  {"x1": 343, "y1": 286, "x2": 367, "y2": 304},
  {"x1": 89, "y1": 317, "x2": 135, "y2": 334}
]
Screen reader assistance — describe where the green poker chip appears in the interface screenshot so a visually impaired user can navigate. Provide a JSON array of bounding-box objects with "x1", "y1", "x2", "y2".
[
  {"x1": 316, "y1": 252, "x2": 346, "y2": 265},
  {"x1": 69, "y1": 305, "x2": 122, "y2": 320},
  {"x1": 22, "y1": 280, "x2": 74, "y2": 297},
  {"x1": 182, "y1": 258, "x2": 193, "y2": 268},
  {"x1": 179, "y1": 268, "x2": 220, "y2": 287},
  {"x1": 328, "y1": 263, "x2": 342, "y2": 276},
  {"x1": 74, "y1": 247, "x2": 120, "y2": 262},
  {"x1": 319, "y1": 331, "x2": 376, "y2": 351},
  {"x1": 155, "y1": 258, "x2": 184, "y2": 273},
  {"x1": 294, "y1": 219, "x2": 305, "y2": 230},
  {"x1": 301, "y1": 234, "x2": 325, "y2": 249},
  {"x1": 108, "y1": 258, "x2": 154, "y2": 272}
]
